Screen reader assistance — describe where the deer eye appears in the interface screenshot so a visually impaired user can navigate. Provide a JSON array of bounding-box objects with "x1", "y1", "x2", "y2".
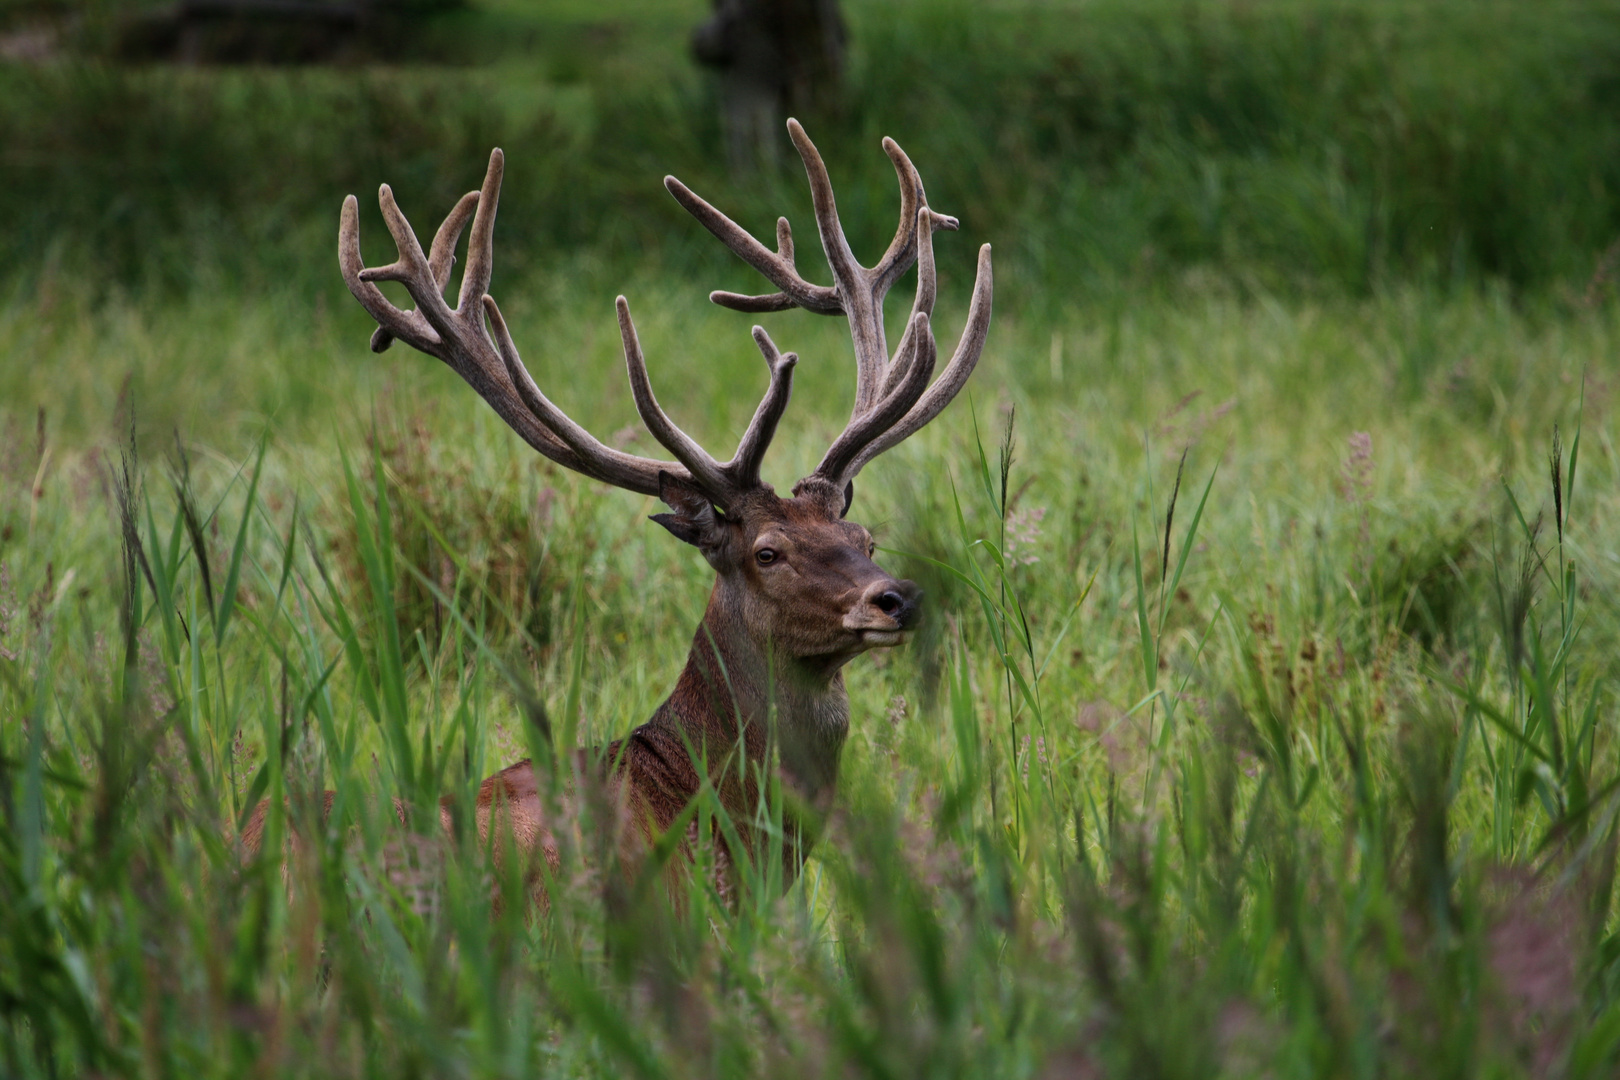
[{"x1": 756, "y1": 548, "x2": 778, "y2": 566}]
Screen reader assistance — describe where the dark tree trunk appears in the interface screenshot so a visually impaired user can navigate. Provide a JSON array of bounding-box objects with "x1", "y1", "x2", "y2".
[{"x1": 691, "y1": 0, "x2": 846, "y2": 173}]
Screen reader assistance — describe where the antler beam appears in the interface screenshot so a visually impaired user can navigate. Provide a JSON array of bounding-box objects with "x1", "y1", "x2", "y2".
[
  {"x1": 665, "y1": 120, "x2": 993, "y2": 491},
  {"x1": 338, "y1": 148, "x2": 794, "y2": 509}
]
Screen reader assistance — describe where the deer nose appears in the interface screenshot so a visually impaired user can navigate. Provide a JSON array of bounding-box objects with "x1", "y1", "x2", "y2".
[{"x1": 866, "y1": 579, "x2": 922, "y2": 628}]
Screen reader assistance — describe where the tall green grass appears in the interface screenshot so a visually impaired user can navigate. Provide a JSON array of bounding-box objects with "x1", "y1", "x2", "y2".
[{"x1": 2, "y1": 278, "x2": 1618, "y2": 1074}]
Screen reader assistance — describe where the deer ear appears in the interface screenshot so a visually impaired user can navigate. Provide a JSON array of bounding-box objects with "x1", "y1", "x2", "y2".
[
  {"x1": 651, "y1": 471, "x2": 726, "y2": 552},
  {"x1": 841, "y1": 480, "x2": 855, "y2": 518}
]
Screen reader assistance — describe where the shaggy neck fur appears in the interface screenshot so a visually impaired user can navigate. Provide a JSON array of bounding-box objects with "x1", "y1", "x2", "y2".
[{"x1": 633, "y1": 575, "x2": 852, "y2": 858}]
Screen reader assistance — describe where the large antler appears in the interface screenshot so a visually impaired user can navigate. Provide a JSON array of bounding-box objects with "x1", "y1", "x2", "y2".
[
  {"x1": 665, "y1": 119, "x2": 993, "y2": 491},
  {"x1": 338, "y1": 149, "x2": 794, "y2": 508}
]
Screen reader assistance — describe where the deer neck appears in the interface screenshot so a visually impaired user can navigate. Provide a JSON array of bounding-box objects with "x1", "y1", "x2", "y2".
[{"x1": 648, "y1": 579, "x2": 850, "y2": 813}]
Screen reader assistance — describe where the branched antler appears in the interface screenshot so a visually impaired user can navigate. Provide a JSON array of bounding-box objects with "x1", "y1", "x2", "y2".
[
  {"x1": 665, "y1": 119, "x2": 993, "y2": 490},
  {"x1": 339, "y1": 130, "x2": 988, "y2": 508},
  {"x1": 338, "y1": 149, "x2": 797, "y2": 508}
]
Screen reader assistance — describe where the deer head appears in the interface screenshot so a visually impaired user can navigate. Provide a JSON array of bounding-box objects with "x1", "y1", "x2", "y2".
[
  {"x1": 654, "y1": 472, "x2": 920, "y2": 676},
  {"x1": 339, "y1": 118, "x2": 989, "y2": 764}
]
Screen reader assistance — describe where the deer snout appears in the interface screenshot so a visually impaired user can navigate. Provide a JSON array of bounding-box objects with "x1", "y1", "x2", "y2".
[{"x1": 851, "y1": 578, "x2": 922, "y2": 632}]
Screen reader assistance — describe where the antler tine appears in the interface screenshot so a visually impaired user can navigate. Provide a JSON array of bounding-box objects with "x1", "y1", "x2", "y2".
[
  {"x1": 457, "y1": 149, "x2": 504, "y2": 312},
  {"x1": 340, "y1": 194, "x2": 438, "y2": 353},
  {"x1": 482, "y1": 297, "x2": 641, "y2": 479},
  {"x1": 617, "y1": 297, "x2": 735, "y2": 498},
  {"x1": 776, "y1": 217, "x2": 794, "y2": 265},
  {"x1": 709, "y1": 291, "x2": 800, "y2": 314},
  {"x1": 666, "y1": 120, "x2": 993, "y2": 492},
  {"x1": 370, "y1": 189, "x2": 480, "y2": 353},
  {"x1": 708, "y1": 219, "x2": 804, "y2": 314},
  {"x1": 783, "y1": 119, "x2": 891, "y2": 417},
  {"x1": 814, "y1": 311, "x2": 938, "y2": 487},
  {"x1": 784, "y1": 119, "x2": 863, "y2": 300},
  {"x1": 339, "y1": 149, "x2": 737, "y2": 503},
  {"x1": 729, "y1": 326, "x2": 797, "y2": 488},
  {"x1": 360, "y1": 184, "x2": 437, "y2": 287},
  {"x1": 359, "y1": 182, "x2": 475, "y2": 360},
  {"x1": 869, "y1": 138, "x2": 921, "y2": 295},
  {"x1": 847, "y1": 244, "x2": 994, "y2": 480},
  {"x1": 868, "y1": 136, "x2": 959, "y2": 299},
  {"x1": 663, "y1": 176, "x2": 840, "y2": 314},
  {"x1": 430, "y1": 190, "x2": 480, "y2": 288},
  {"x1": 879, "y1": 204, "x2": 944, "y2": 399}
]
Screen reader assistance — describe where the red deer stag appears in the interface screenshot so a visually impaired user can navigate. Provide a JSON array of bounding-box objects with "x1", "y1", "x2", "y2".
[{"x1": 242, "y1": 120, "x2": 992, "y2": 900}]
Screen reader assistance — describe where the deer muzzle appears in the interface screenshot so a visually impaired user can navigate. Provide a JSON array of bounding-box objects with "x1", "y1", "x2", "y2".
[{"x1": 845, "y1": 578, "x2": 923, "y2": 645}]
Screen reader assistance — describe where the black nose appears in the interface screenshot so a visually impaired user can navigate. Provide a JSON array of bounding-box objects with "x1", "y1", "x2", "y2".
[{"x1": 878, "y1": 580, "x2": 923, "y2": 628}]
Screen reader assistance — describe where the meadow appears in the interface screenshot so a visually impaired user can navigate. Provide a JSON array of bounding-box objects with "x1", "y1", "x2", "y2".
[{"x1": 3, "y1": 1, "x2": 1620, "y2": 1076}]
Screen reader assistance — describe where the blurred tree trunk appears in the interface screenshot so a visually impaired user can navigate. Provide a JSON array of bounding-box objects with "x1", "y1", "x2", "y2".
[{"x1": 691, "y1": 0, "x2": 846, "y2": 174}]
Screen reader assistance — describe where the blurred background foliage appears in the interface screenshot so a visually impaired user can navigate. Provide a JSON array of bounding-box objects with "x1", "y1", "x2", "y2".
[{"x1": 2, "y1": 0, "x2": 1619, "y2": 306}]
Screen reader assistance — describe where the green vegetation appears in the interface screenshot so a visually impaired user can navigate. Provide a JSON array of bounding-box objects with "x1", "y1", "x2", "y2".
[
  {"x1": 4, "y1": 1, "x2": 1620, "y2": 1076},
  {"x1": 6, "y1": 0, "x2": 1620, "y2": 299}
]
